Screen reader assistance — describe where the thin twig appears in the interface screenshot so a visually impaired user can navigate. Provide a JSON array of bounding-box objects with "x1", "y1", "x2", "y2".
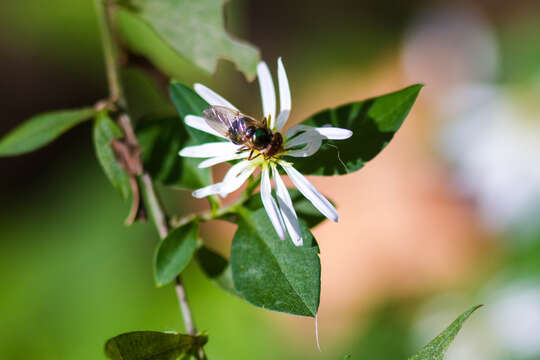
[
  {"x1": 175, "y1": 276, "x2": 196, "y2": 334},
  {"x1": 94, "y1": 1, "x2": 205, "y2": 357},
  {"x1": 94, "y1": 0, "x2": 121, "y2": 103}
]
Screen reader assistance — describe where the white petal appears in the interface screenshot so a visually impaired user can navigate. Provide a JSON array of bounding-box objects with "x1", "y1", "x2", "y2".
[
  {"x1": 194, "y1": 83, "x2": 237, "y2": 110},
  {"x1": 280, "y1": 162, "x2": 338, "y2": 222},
  {"x1": 284, "y1": 129, "x2": 323, "y2": 157},
  {"x1": 271, "y1": 164, "x2": 302, "y2": 246},
  {"x1": 221, "y1": 159, "x2": 252, "y2": 183},
  {"x1": 285, "y1": 130, "x2": 321, "y2": 149},
  {"x1": 315, "y1": 126, "x2": 353, "y2": 140},
  {"x1": 257, "y1": 62, "x2": 276, "y2": 128},
  {"x1": 192, "y1": 161, "x2": 254, "y2": 198},
  {"x1": 192, "y1": 183, "x2": 225, "y2": 199},
  {"x1": 286, "y1": 138, "x2": 322, "y2": 157},
  {"x1": 284, "y1": 125, "x2": 351, "y2": 157},
  {"x1": 219, "y1": 160, "x2": 256, "y2": 197},
  {"x1": 286, "y1": 124, "x2": 314, "y2": 138},
  {"x1": 261, "y1": 166, "x2": 287, "y2": 240},
  {"x1": 276, "y1": 110, "x2": 290, "y2": 132},
  {"x1": 198, "y1": 152, "x2": 249, "y2": 168},
  {"x1": 184, "y1": 115, "x2": 227, "y2": 139},
  {"x1": 286, "y1": 124, "x2": 352, "y2": 140},
  {"x1": 179, "y1": 142, "x2": 240, "y2": 158},
  {"x1": 276, "y1": 58, "x2": 291, "y2": 131}
]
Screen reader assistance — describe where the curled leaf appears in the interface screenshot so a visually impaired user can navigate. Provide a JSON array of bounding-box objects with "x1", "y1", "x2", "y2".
[{"x1": 118, "y1": 0, "x2": 260, "y2": 80}]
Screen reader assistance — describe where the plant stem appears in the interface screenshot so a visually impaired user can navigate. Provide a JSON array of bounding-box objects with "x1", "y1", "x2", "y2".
[
  {"x1": 94, "y1": 0, "x2": 122, "y2": 103},
  {"x1": 140, "y1": 173, "x2": 168, "y2": 238},
  {"x1": 95, "y1": 1, "x2": 205, "y2": 357},
  {"x1": 175, "y1": 276, "x2": 196, "y2": 334}
]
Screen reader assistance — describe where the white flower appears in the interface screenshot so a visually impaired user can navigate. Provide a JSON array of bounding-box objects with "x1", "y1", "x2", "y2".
[{"x1": 179, "y1": 58, "x2": 352, "y2": 246}]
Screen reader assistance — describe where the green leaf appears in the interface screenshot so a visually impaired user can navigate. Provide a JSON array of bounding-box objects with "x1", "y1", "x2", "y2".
[
  {"x1": 288, "y1": 84, "x2": 423, "y2": 175},
  {"x1": 118, "y1": 0, "x2": 260, "y2": 80},
  {"x1": 116, "y1": 7, "x2": 212, "y2": 86},
  {"x1": 169, "y1": 81, "x2": 221, "y2": 145},
  {"x1": 136, "y1": 116, "x2": 211, "y2": 188},
  {"x1": 231, "y1": 207, "x2": 320, "y2": 317},
  {"x1": 154, "y1": 221, "x2": 199, "y2": 286},
  {"x1": 409, "y1": 305, "x2": 482, "y2": 360},
  {"x1": 244, "y1": 189, "x2": 331, "y2": 229},
  {"x1": 93, "y1": 111, "x2": 132, "y2": 200},
  {"x1": 105, "y1": 331, "x2": 207, "y2": 360},
  {"x1": 0, "y1": 107, "x2": 94, "y2": 156},
  {"x1": 121, "y1": 67, "x2": 175, "y2": 123},
  {"x1": 195, "y1": 246, "x2": 238, "y2": 296}
]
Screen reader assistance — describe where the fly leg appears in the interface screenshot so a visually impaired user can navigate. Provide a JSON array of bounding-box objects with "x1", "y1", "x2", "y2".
[
  {"x1": 247, "y1": 149, "x2": 254, "y2": 160},
  {"x1": 237, "y1": 146, "x2": 249, "y2": 153}
]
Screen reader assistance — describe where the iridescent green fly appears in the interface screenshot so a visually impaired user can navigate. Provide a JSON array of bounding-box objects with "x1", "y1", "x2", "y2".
[{"x1": 202, "y1": 106, "x2": 283, "y2": 160}]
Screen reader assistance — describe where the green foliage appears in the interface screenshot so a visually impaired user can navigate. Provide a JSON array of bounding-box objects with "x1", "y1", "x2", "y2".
[
  {"x1": 350, "y1": 302, "x2": 413, "y2": 360},
  {"x1": 289, "y1": 84, "x2": 423, "y2": 175},
  {"x1": 105, "y1": 331, "x2": 207, "y2": 360},
  {"x1": 0, "y1": 107, "x2": 94, "y2": 156},
  {"x1": 154, "y1": 221, "x2": 199, "y2": 286},
  {"x1": 168, "y1": 82, "x2": 207, "y2": 120},
  {"x1": 121, "y1": 67, "x2": 175, "y2": 123},
  {"x1": 231, "y1": 207, "x2": 320, "y2": 317},
  {"x1": 118, "y1": 0, "x2": 260, "y2": 80},
  {"x1": 136, "y1": 116, "x2": 211, "y2": 188},
  {"x1": 196, "y1": 246, "x2": 238, "y2": 296},
  {"x1": 169, "y1": 81, "x2": 221, "y2": 144},
  {"x1": 93, "y1": 111, "x2": 132, "y2": 200},
  {"x1": 120, "y1": 71, "x2": 210, "y2": 189},
  {"x1": 409, "y1": 305, "x2": 482, "y2": 360},
  {"x1": 244, "y1": 189, "x2": 331, "y2": 229}
]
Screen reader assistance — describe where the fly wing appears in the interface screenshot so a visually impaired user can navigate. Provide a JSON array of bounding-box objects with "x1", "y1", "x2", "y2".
[
  {"x1": 202, "y1": 106, "x2": 264, "y2": 145},
  {"x1": 202, "y1": 106, "x2": 241, "y2": 138}
]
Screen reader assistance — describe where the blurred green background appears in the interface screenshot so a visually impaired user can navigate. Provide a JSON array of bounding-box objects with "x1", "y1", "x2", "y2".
[{"x1": 2, "y1": 0, "x2": 540, "y2": 359}]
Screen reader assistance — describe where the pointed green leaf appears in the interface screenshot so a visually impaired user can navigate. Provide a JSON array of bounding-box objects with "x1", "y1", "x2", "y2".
[
  {"x1": 231, "y1": 207, "x2": 321, "y2": 317},
  {"x1": 289, "y1": 84, "x2": 423, "y2": 175},
  {"x1": 105, "y1": 331, "x2": 207, "y2": 360},
  {"x1": 410, "y1": 305, "x2": 482, "y2": 360},
  {"x1": 244, "y1": 189, "x2": 332, "y2": 229},
  {"x1": 118, "y1": 0, "x2": 260, "y2": 80},
  {"x1": 154, "y1": 221, "x2": 199, "y2": 286},
  {"x1": 0, "y1": 107, "x2": 94, "y2": 157},
  {"x1": 195, "y1": 245, "x2": 238, "y2": 296},
  {"x1": 93, "y1": 111, "x2": 131, "y2": 200}
]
